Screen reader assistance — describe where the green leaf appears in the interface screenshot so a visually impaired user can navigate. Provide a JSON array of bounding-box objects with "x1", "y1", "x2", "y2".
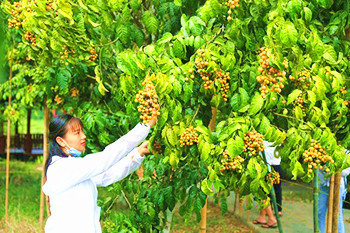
[
  {"x1": 323, "y1": 45, "x2": 337, "y2": 64},
  {"x1": 280, "y1": 21, "x2": 298, "y2": 47},
  {"x1": 317, "y1": 0, "x2": 334, "y2": 9},
  {"x1": 158, "y1": 32, "x2": 173, "y2": 44},
  {"x1": 303, "y1": 7, "x2": 312, "y2": 22},
  {"x1": 200, "y1": 141, "x2": 210, "y2": 161},
  {"x1": 294, "y1": 106, "x2": 303, "y2": 120},
  {"x1": 174, "y1": 0, "x2": 182, "y2": 6},
  {"x1": 201, "y1": 178, "x2": 214, "y2": 196},
  {"x1": 287, "y1": 89, "x2": 302, "y2": 105},
  {"x1": 248, "y1": 93, "x2": 264, "y2": 115},
  {"x1": 227, "y1": 136, "x2": 244, "y2": 157},
  {"x1": 307, "y1": 91, "x2": 317, "y2": 108},
  {"x1": 291, "y1": 161, "x2": 304, "y2": 180}
]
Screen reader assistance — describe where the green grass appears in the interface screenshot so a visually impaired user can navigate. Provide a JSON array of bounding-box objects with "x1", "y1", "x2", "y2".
[{"x1": 0, "y1": 158, "x2": 42, "y2": 232}]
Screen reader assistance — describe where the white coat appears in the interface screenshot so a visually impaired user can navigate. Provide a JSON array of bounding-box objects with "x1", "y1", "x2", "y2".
[{"x1": 42, "y1": 123, "x2": 150, "y2": 233}]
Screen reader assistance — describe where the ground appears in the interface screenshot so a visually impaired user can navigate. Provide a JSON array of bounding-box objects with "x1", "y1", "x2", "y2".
[{"x1": 1, "y1": 159, "x2": 350, "y2": 233}]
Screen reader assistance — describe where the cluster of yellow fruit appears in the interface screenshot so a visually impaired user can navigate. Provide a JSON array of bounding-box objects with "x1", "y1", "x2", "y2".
[
  {"x1": 89, "y1": 48, "x2": 98, "y2": 62},
  {"x1": 303, "y1": 139, "x2": 334, "y2": 174},
  {"x1": 256, "y1": 47, "x2": 288, "y2": 98},
  {"x1": 215, "y1": 69, "x2": 230, "y2": 102},
  {"x1": 135, "y1": 80, "x2": 160, "y2": 124},
  {"x1": 70, "y1": 88, "x2": 80, "y2": 97},
  {"x1": 243, "y1": 131, "x2": 265, "y2": 157},
  {"x1": 46, "y1": 1, "x2": 53, "y2": 11},
  {"x1": 24, "y1": 32, "x2": 37, "y2": 47},
  {"x1": 294, "y1": 94, "x2": 304, "y2": 107},
  {"x1": 194, "y1": 49, "x2": 213, "y2": 90},
  {"x1": 266, "y1": 171, "x2": 280, "y2": 185},
  {"x1": 226, "y1": 0, "x2": 240, "y2": 21},
  {"x1": 8, "y1": 2, "x2": 22, "y2": 29},
  {"x1": 340, "y1": 87, "x2": 347, "y2": 95},
  {"x1": 60, "y1": 45, "x2": 75, "y2": 66},
  {"x1": 289, "y1": 69, "x2": 311, "y2": 87},
  {"x1": 179, "y1": 126, "x2": 199, "y2": 147},
  {"x1": 54, "y1": 95, "x2": 63, "y2": 105},
  {"x1": 219, "y1": 150, "x2": 244, "y2": 173}
]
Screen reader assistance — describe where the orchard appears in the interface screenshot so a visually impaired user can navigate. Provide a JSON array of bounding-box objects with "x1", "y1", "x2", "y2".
[{"x1": 1, "y1": 0, "x2": 350, "y2": 233}]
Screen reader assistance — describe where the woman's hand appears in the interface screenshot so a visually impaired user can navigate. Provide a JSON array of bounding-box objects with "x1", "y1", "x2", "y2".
[
  {"x1": 137, "y1": 141, "x2": 150, "y2": 157},
  {"x1": 146, "y1": 112, "x2": 159, "y2": 128}
]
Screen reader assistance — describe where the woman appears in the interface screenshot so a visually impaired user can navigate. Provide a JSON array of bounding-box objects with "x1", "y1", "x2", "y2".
[{"x1": 42, "y1": 114, "x2": 156, "y2": 233}]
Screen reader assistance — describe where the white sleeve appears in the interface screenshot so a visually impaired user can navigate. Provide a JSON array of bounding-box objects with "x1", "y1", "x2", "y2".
[
  {"x1": 342, "y1": 167, "x2": 350, "y2": 177},
  {"x1": 92, "y1": 148, "x2": 144, "y2": 187},
  {"x1": 43, "y1": 123, "x2": 150, "y2": 195}
]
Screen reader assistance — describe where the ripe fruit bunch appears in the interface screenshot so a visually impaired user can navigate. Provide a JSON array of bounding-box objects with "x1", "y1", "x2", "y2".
[
  {"x1": 54, "y1": 95, "x2": 63, "y2": 105},
  {"x1": 153, "y1": 140, "x2": 162, "y2": 153},
  {"x1": 340, "y1": 87, "x2": 347, "y2": 95},
  {"x1": 194, "y1": 49, "x2": 213, "y2": 90},
  {"x1": 215, "y1": 69, "x2": 230, "y2": 102},
  {"x1": 184, "y1": 68, "x2": 195, "y2": 82},
  {"x1": 266, "y1": 171, "x2": 280, "y2": 185},
  {"x1": 294, "y1": 94, "x2": 304, "y2": 107},
  {"x1": 135, "y1": 80, "x2": 160, "y2": 124},
  {"x1": 46, "y1": 1, "x2": 53, "y2": 11},
  {"x1": 256, "y1": 47, "x2": 288, "y2": 98},
  {"x1": 60, "y1": 45, "x2": 75, "y2": 66},
  {"x1": 242, "y1": 131, "x2": 264, "y2": 156},
  {"x1": 24, "y1": 32, "x2": 37, "y2": 47},
  {"x1": 303, "y1": 139, "x2": 334, "y2": 174},
  {"x1": 179, "y1": 126, "x2": 199, "y2": 147},
  {"x1": 220, "y1": 150, "x2": 244, "y2": 173},
  {"x1": 89, "y1": 48, "x2": 98, "y2": 61},
  {"x1": 70, "y1": 88, "x2": 79, "y2": 97},
  {"x1": 8, "y1": 2, "x2": 23, "y2": 29},
  {"x1": 289, "y1": 69, "x2": 311, "y2": 87},
  {"x1": 226, "y1": 0, "x2": 240, "y2": 21}
]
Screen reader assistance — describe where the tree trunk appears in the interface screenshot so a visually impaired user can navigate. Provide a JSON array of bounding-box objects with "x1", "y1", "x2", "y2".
[
  {"x1": 39, "y1": 100, "x2": 49, "y2": 232},
  {"x1": 332, "y1": 173, "x2": 342, "y2": 233},
  {"x1": 199, "y1": 107, "x2": 217, "y2": 233},
  {"x1": 24, "y1": 108, "x2": 32, "y2": 154},
  {"x1": 326, "y1": 174, "x2": 335, "y2": 233},
  {"x1": 5, "y1": 58, "x2": 12, "y2": 232}
]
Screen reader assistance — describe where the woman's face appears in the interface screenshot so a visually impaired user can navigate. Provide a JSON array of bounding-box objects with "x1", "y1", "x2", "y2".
[
  {"x1": 63, "y1": 126, "x2": 86, "y2": 152},
  {"x1": 57, "y1": 123, "x2": 86, "y2": 154}
]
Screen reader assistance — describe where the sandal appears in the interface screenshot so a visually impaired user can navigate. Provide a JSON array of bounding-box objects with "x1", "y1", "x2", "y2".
[
  {"x1": 261, "y1": 223, "x2": 277, "y2": 228},
  {"x1": 253, "y1": 219, "x2": 267, "y2": 225}
]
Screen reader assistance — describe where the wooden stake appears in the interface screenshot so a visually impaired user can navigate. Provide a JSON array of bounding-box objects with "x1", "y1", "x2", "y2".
[
  {"x1": 332, "y1": 173, "x2": 342, "y2": 233},
  {"x1": 39, "y1": 99, "x2": 49, "y2": 232},
  {"x1": 199, "y1": 107, "x2": 217, "y2": 233},
  {"x1": 5, "y1": 58, "x2": 12, "y2": 231},
  {"x1": 326, "y1": 174, "x2": 335, "y2": 233},
  {"x1": 233, "y1": 191, "x2": 238, "y2": 214},
  {"x1": 239, "y1": 198, "x2": 243, "y2": 218},
  {"x1": 245, "y1": 196, "x2": 250, "y2": 221}
]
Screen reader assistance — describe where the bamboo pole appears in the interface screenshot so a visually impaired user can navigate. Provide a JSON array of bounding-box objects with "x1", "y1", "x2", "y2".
[
  {"x1": 199, "y1": 107, "x2": 217, "y2": 233},
  {"x1": 39, "y1": 99, "x2": 49, "y2": 231},
  {"x1": 332, "y1": 173, "x2": 342, "y2": 233},
  {"x1": 313, "y1": 169, "x2": 320, "y2": 233},
  {"x1": 5, "y1": 58, "x2": 12, "y2": 231},
  {"x1": 326, "y1": 174, "x2": 335, "y2": 233}
]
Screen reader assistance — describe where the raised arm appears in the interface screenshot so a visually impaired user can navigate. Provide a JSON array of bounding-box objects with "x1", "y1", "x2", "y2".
[{"x1": 43, "y1": 123, "x2": 150, "y2": 195}]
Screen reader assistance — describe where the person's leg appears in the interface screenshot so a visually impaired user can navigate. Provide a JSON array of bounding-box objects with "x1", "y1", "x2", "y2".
[
  {"x1": 253, "y1": 207, "x2": 267, "y2": 224},
  {"x1": 261, "y1": 205, "x2": 277, "y2": 228},
  {"x1": 338, "y1": 184, "x2": 346, "y2": 233},
  {"x1": 318, "y1": 185, "x2": 329, "y2": 233}
]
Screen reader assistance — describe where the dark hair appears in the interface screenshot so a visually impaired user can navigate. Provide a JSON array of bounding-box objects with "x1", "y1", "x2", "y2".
[{"x1": 45, "y1": 114, "x2": 84, "y2": 174}]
